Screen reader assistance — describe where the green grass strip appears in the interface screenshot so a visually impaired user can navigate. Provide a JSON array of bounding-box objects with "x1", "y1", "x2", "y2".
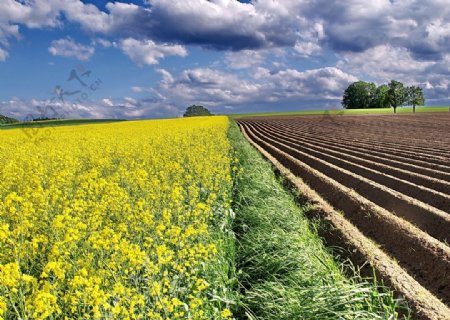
[
  {"x1": 230, "y1": 106, "x2": 449, "y2": 118},
  {"x1": 228, "y1": 121, "x2": 409, "y2": 320}
]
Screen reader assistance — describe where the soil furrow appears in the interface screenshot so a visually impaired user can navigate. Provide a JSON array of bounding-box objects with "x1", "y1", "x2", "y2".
[
  {"x1": 239, "y1": 122, "x2": 450, "y2": 320},
  {"x1": 250, "y1": 121, "x2": 450, "y2": 212},
  {"x1": 244, "y1": 119, "x2": 450, "y2": 177},
  {"x1": 240, "y1": 123, "x2": 450, "y2": 306},
  {"x1": 256, "y1": 119, "x2": 450, "y2": 167},
  {"x1": 246, "y1": 123, "x2": 450, "y2": 243},
  {"x1": 254, "y1": 117, "x2": 450, "y2": 155},
  {"x1": 251, "y1": 121, "x2": 450, "y2": 194}
]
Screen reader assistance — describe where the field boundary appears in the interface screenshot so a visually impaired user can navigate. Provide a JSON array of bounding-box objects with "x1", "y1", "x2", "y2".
[
  {"x1": 229, "y1": 122, "x2": 410, "y2": 319},
  {"x1": 230, "y1": 106, "x2": 450, "y2": 118}
]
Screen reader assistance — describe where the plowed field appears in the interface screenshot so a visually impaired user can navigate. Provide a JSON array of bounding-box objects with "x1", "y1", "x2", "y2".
[{"x1": 237, "y1": 113, "x2": 450, "y2": 320}]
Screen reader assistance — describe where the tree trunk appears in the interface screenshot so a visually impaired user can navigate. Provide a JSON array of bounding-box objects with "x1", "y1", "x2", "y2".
[
  {"x1": 413, "y1": 105, "x2": 416, "y2": 113},
  {"x1": 394, "y1": 106, "x2": 397, "y2": 113}
]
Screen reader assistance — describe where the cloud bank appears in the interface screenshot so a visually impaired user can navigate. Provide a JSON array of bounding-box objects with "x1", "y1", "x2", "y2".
[{"x1": 1, "y1": 0, "x2": 450, "y2": 118}]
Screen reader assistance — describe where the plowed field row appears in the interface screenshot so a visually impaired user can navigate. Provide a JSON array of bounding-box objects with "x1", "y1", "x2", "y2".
[
  {"x1": 237, "y1": 113, "x2": 450, "y2": 320},
  {"x1": 263, "y1": 119, "x2": 450, "y2": 167}
]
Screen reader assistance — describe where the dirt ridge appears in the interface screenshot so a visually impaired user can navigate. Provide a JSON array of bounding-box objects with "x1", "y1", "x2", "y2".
[{"x1": 239, "y1": 123, "x2": 450, "y2": 320}]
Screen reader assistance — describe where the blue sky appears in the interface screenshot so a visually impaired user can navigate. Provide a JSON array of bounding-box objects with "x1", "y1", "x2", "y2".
[{"x1": 1, "y1": 0, "x2": 450, "y2": 119}]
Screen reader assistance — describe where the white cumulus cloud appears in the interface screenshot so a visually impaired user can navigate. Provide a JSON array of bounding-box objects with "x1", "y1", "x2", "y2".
[
  {"x1": 48, "y1": 37, "x2": 95, "y2": 61},
  {"x1": 118, "y1": 38, "x2": 187, "y2": 66}
]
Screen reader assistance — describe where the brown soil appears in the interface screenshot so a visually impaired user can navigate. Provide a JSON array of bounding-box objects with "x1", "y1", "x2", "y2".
[
  {"x1": 252, "y1": 121, "x2": 450, "y2": 177},
  {"x1": 251, "y1": 121, "x2": 450, "y2": 210},
  {"x1": 248, "y1": 118, "x2": 450, "y2": 174},
  {"x1": 254, "y1": 123, "x2": 450, "y2": 194},
  {"x1": 245, "y1": 124, "x2": 450, "y2": 243}
]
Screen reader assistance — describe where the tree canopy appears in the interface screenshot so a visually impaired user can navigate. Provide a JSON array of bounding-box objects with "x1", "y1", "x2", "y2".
[
  {"x1": 342, "y1": 80, "x2": 425, "y2": 113},
  {"x1": 342, "y1": 81, "x2": 377, "y2": 109},
  {"x1": 406, "y1": 86, "x2": 425, "y2": 112},
  {"x1": 341, "y1": 81, "x2": 391, "y2": 109},
  {"x1": 387, "y1": 80, "x2": 407, "y2": 113},
  {"x1": 183, "y1": 105, "x2": 212, "y2": 117},
  {"x1": 371, "y1": 84, "x2": 390, "y2": 109}
]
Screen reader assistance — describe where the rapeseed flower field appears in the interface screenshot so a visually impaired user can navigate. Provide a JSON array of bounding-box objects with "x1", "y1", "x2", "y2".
[{"x1": 0, "y1": 117, "x2": 235, "y2": 319}]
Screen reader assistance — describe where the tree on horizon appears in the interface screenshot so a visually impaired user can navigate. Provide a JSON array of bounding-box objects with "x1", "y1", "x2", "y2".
[
  {"x1": 183, "y1": 105, "x2": 212, "y2": 117},
  {"x1": 387, "y1": 80, "x2": 407, "y2": 113},
  {"x1": 406, "y1": 86, "x2": 425, "y2": 113}
]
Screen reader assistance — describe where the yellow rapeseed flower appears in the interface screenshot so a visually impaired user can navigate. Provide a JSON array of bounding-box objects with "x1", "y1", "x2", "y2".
[
  {"x1": 0, "y1": 116, "x2": 232, "y2": 318},
  {"x1": 221, "y1": 308, "x2": 233, "y2": 318}
]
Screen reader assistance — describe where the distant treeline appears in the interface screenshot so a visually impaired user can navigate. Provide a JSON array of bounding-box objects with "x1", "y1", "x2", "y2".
[
  {"x1": 342, "y1": 80, "x2": 425, "y2": 113},
  {"x1": 32, "y1": 117, "x2": 61, "y2": 122},
  {"x1": 0, "y1": 114, "x2": 19, "y2": 124},
  {"x1": 0, "y1": 115, "x2": 61, "y2": 124}
]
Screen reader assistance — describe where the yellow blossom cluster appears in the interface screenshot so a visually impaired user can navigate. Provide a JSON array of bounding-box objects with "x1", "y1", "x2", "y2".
[{"x1": 0, "y1": 117, "x2": 234, "y2": 319}]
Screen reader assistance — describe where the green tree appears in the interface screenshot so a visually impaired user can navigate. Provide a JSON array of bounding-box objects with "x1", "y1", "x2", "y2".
[
  {"x1": 387, "y1": 80, "x2": 407, "y2": 113},
  {"x1": 183, "y1": 105, "x2": 212, "y2": 117},
  {"x1": 342, "y1": 81, "x2": 377, "y2": 109},
  {"x1": 406, "y1": 86, "x2": 425, "y2": 113},
  {"x1": 370, "y1": 84, "x2": 390, "y2": 108}
]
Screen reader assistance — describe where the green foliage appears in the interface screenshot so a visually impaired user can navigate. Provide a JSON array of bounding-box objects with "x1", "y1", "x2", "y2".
[
  {"x1": 342, "y1": 81, "x2": 377, "y2": 109},
  {"x1": 0, "y1": 114, "x2": 19, "y2": 124},
  {"x1": 387, "y1": 80, "x2": 408, "y2": 113},
  {"x1": 343, "y1": 80, "x2": 424, "y2": 113},
  {"x1": 406, "y1": 86, "x2": 425, "y2": 112},
  {"x1": 183, "y1": 105, "x2": 212, "y2": 117},
  {"x1": 371, "y1": 84, "x2": 390, "y2": 108},
  {"x1": 32, "y1": 117, "x2": 60, "y2": 121}
]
